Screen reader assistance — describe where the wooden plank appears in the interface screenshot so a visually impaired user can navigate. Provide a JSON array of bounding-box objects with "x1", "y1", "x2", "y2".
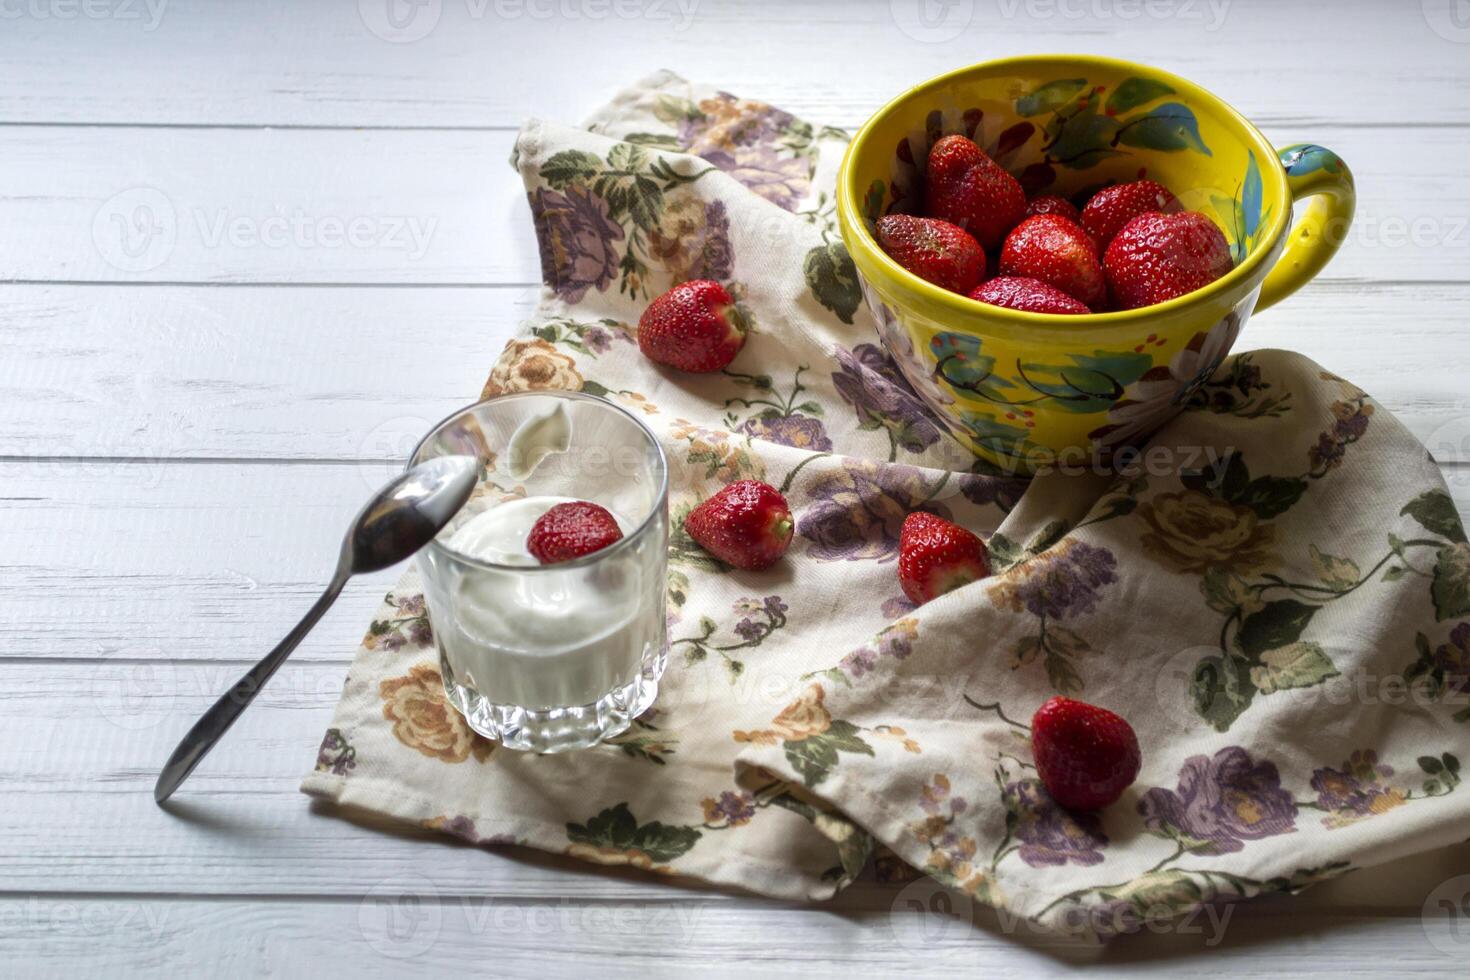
[
  {"x1": 0, "y1": 461, "x2": 422, "y2": 663},
  {"x1": 1, "y1": 282, "x2": 1467, "y2": 463},
  {"x1": 0, "y1": 123, "x2": 1464, "y2": 284},
  {"x1": 0, "y1": 127, "x2": 527, "y2": 284},
  {"x1": 0, "y1": 0, "x2": 1463, "y2": 130},
  {"x1": 0, "y1": 658, "x2": 686, "y2": 901},
  {"x1": 0, "y1": 285, "x2": 536, "y2": 462},
  {"x1": 0, "y1": 894, "x2": 1466, "y2": 977}
]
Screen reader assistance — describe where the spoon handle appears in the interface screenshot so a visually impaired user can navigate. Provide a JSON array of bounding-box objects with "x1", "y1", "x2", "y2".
[{"x1": 154, "y1": 568, "x2": 351, "y2": 804}]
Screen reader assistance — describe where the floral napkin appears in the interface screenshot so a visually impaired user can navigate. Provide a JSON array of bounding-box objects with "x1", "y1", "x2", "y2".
[{"x1": 303, "y1": 71, "x2": 1470, "y2": 936}]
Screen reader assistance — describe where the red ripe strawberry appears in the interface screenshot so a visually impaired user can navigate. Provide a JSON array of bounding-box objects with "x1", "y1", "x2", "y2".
[
  {"x1": 875, "y1": 215, "x2": 985, "y2": 294},
  {"x1": 527, "y1": 501, "x2": 624, "y2": 564},
  {"x1": 923, "y1": 134, "x2": 1026, "y2": 251},
  {"x1": 1031, "y1": 696, "x2": 1141, "y2": 811},
  {"x1": 999, "y1": 214, "x2": 1106, "y2": 310},
  {"x1": 1024, "y1": 194, "x2": 1082, "y2": 224},
  {"x1": 1103, "y1": 211, "x2": 1233, "y2": 311},
  {"x1": 969, "y1": 276, "x2": 1089, "y2": 315},
  {"x1": 1080, "y1": 180, "x2": 1180, "y2": 250},
  {"x1": 638, "y1": 279, "x2": 748, "y2": 373},
  {"x1": 897, "y1": 512, "x2": 990, "y2": 605},
  {"x1": 685, "y1": 480, "x2": 792, "y2": 571}
]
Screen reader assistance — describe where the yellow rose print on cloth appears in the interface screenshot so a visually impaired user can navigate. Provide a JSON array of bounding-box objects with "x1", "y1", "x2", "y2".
[
  {"x1": 1138, "y1": 489, "x2": 1279, "y2": 574},
  {"x1": 379, "y1": 664, "x2": 495, "y2": 764},
  {"x1": 481, "y1": 338, "x2": 585, "y2": 398}
]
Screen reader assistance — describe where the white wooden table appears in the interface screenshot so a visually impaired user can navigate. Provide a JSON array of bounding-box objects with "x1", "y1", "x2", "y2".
[{"x1": 3, "y1": 1, "x2": 1469, "y2": 974}]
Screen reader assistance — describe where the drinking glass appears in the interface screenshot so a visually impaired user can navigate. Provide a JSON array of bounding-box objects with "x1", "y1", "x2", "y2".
[{"x1": 410, "y1": 391, "x2": 669, "y2": 752}]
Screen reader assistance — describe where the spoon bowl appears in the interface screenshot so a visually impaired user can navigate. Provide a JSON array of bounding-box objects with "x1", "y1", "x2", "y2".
[{"x1": 348, "y1": 456, "x2": 479, "y2": 573}]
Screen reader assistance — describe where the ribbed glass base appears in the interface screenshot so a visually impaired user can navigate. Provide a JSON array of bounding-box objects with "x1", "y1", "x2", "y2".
[{"x1": 440, "y1": 648, "x2": 664, "y2": 753}]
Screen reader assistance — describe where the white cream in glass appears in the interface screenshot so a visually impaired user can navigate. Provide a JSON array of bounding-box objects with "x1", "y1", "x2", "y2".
[{"x1": 411, "y1": 392, "x2": 669, "y2": 752}]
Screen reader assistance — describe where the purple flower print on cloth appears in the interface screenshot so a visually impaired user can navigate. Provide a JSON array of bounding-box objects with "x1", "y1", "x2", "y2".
[
  {"x1": 881, "y1": 596, "x2": 918, "y2": 619},
  {"x1": 841, "y1": 646, "x2": 879, "y2": 678},
  {"x1": 797, "y1": 459, "x2": 947, "y2": 562},
  {"x1": 990, "y1": 541, "x2": 1118, "y2": 621},
  {"x1": 1308, "y1": 396, "x2": 1375, "y2": 475},
  {"x1": 583, "y1": 324, "x2": 615, "y2": 354},
  {"x1": 314, "y1": 728, "x2": 357, "y2": 776},
  {"x1": 674, "y1": 93, "x2": 812, "y2": 211},
  {"x1": 960, "y1": 467, "x2": 1029, "y2": 515},
  {"x1": 701, "y1": 790, "x2": 757, "y2": 827},
  {"x1": 839, "y1": 618, "x2": 918, "y2": 678},
  {"x1": 1003, "y1": 778, "x2": 1108, "y2": 867},
  {"x1": 648, "y1": 197, "x2": 734, "y2": 284},
  {"x1": 734, "y1": 619, "x2": 764, "y2": 643},
  {"x1": 1139, "y1": 746, "x2": 1298, "y2": 854},
  {"x1": 364, "y1": 592, "x2": 433, "y2": 652},
  {"x1": 739, "y1": 414, "x2": 833, "y2": 452},
  {"x1": 1430, "y1": 623, "x2": 1470, "y2": 695},
  {"x1": 528, "y1": 185, "x2": 625, "y2": 303},
  {"x1": 676, "y1": 93, "x2": 792, "y2": 151},
  {"x1": 1311, "y1": 750, "x2": 1408, "y2": 827},
  {"x1": 700, "y1": 146, "x2": 809, "y2": 212},
  {"x1": 831, "y1": 344, "x2": 943, "y2": 456}
]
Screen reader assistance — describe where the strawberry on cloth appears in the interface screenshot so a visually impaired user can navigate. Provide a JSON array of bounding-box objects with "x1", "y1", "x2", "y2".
[
  {"x1": 638, "y1": 278, "x2": 749, "y2": 372},
  {"x1": 304, "y1": 71, "x2": 1470, "y2": 940},
  {"x1": 686, "y1": 480, "x2": 793, "y2": 571}
]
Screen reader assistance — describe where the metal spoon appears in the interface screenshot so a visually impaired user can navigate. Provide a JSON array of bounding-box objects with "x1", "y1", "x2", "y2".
[{"x1": 154, "y1": 455, "x2": 478, "y2": 805}]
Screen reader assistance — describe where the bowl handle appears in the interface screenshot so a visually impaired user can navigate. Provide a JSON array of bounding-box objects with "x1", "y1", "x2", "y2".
[{"x1": 1255, "y1": 144, "x2": 1355, "y2": 312}]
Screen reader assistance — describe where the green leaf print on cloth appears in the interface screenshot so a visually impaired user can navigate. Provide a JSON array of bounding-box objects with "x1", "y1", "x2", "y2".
[{"x1": 303, "y1": 72, "x2": 1470, "y2": 938}]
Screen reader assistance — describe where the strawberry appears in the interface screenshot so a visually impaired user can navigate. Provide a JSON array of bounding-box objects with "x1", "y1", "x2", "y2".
[
  {"x1": 685, "y1": 480, "x2": 792, "y2": 571},
  {"x1": 999, "y1": 214, "x2": 1106, "y2": 310},
  {"x1": 875, "y1": 215, "x2": 985, "y2": 294},
  {"x1": 1103, "y1": 211, "x2": 1233, "y2": 311},
  {"x1": 923, "y1": 134, "x2": 1026, "y2": 251},
  {"x1": 1024, "y1": 194, "x2": 1082, "y2": 224},
  {"x1": 638, "y1": 279, "x2": 748, "y2": 373},
  {"x1": 1030, "y1": 696, "x2": 1141, "y2": 811},
  {"x1": 969, "y1": 276, "x2": 1089, "y2": 315},
  {"x1": 1080, "y1": 180, "x2": 1180, "y2": 250},
  {"x1": 897, "y1": 512, "x2": 990, "y2": 605},
  {"x1": 527, "y1": 501, "x2": 624, "y2": 564}
]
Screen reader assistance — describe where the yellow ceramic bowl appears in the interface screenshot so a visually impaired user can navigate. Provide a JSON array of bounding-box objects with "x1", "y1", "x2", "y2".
[{"x1": 837, "y1": 55, "x2": 1355, "y2": 472}]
